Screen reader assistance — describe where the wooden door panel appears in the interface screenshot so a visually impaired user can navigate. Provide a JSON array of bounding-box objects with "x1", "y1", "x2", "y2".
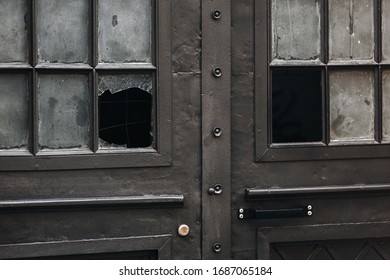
[{"x1": 257, "y1": 222, "x2": 390, "y2": 260}]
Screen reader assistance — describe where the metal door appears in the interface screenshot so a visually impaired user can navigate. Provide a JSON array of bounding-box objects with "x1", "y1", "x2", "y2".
[
  {"x1": 0, "y1": 0, "x2": 204, "y2": 260},
  {"x1": 231, "y1": 0, "x2": 390, "y2": 260}
]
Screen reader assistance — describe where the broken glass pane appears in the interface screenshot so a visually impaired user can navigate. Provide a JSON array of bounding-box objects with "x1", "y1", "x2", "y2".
[
  {"x1": 382, "y1": 0, "x2": 390, "y2": 62},
  {"x1": 329, "y1": 0, "x2": 374, "y2": 61},
  {"x1": 329, "y1": 70, "x2": 375, "y2": 142},
  {"x1": 38, "y1": 74, "x2": 90, "y2": 149},
  {"x1": 0, "y1": 0, "x2": 28, "y2": 63},
  {"x1": 36, "y1": 0, "x2": 90, "y2": 64},
  {"x1": 98, "y1": 74, "x2": 153, "y2": 149},
  {"x1": 0, "y1": 74, "x2": 29, "y2": 150},
  {"x1": 271, "y1": 0, "x2": 321, "y2": 61},
  {"x1": 272, "y1": 68, "x2": 323, "y2": 143},
  {"x1": 382, "y1": 70, "x2": 390, "y2": 141},
  {"x1": 98, "y1": 0, "x2": 152, "y2": 63}
]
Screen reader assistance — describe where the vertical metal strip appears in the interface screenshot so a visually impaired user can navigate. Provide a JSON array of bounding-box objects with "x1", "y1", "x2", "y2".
[
  {"x1": 201, "y1": 0, "x2": 231, "y2": 259},
  {"x1": 31, "y1": 0, "x2": 38, "y2": 155}
]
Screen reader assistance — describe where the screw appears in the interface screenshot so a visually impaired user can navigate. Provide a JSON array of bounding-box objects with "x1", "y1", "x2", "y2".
[
  {"x1": 213, "y1": 127, "x2": 222, "y2": 137},
  {"x1": 213, "y1": 243, "x2": 222, "y2": 253},
  {"x1": 307, "y1": 211, "x2": 313, "y2": 216},
  {"x1": 307, "y1": 205, "x2": 312, "y2": 211},
  {"x1": 239, "y1": 208, "x2": 244, "y2": 214},
  {"x1": 212, "y1": 10, "x2": 222, "y2": 20},
  {"x1": 239, "y1": 214, "x2": 244, "y2": 219},
  {"x1": 213, "y1": 67, "x2": 222, "y2": 78}
]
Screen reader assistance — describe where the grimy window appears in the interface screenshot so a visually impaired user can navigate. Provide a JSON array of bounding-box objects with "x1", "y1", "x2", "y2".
[
  {"x1": 0, "y1": 0, "x2": 154, "y2": 154},
  {"x1": 270, "y1": 0, "x2": 389, "y2": 145}
]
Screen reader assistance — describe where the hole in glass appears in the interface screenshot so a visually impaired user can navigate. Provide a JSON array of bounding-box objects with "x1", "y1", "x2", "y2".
[
  {"x1": 99, "y1": 88, "x2": 152, "y2": 148},
  {"x1": 272, "y1": 68, "x2": 322, "y2": 143}
]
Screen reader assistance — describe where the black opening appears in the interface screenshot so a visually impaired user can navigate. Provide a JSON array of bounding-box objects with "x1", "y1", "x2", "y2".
[
  {"x1": 99, "y1": 88, "x2": 152, "y2": 148},
  {"x1": 272, "y1": 68, "x2": 323, "y2": 143}
]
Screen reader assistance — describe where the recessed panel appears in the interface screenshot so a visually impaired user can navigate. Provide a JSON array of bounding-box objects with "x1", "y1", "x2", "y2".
[
  {"x1": 36, "y1": 0, "x2": 90, "y2": 63},
  {"x1": 382, "y1": 70, "x2": 390, "y2": 141},
  {"x1": 271, "y1": 0, "x2": 321, "y2": 61},
  {"x1": 38, "y1": 74, "x2": 90, "y2": 149},
  {"x1": 98, "y1": 0, "x2": 152, "y2": 63},
  {"x1": 272, "y1": 69, "x2": 323, "y2": 143},
  {"x1": 329, "y1": 70, "x2": 375, "y2": 142},
  {"x1": 0, "y1": 0, "x2": 28, "y2": 63},
  {"x1": 0, "y1": 74, "x2": 29, "y2": 150},
  {"x1": 329, "y1": 0, "x2": 374, "y2": 61}
]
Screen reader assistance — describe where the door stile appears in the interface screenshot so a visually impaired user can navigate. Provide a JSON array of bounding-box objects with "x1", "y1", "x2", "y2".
[{"x1": 201, "y1": 0, "x2": 232, "y2": 259}]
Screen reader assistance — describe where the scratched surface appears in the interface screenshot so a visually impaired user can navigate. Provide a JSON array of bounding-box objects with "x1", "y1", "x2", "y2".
[
  {"x1": 271, "y1": 0, "x2": 321, "y2": 61},
  {"x1": 38, "y1": 74, "x2": 91, "y2": 150},
  {"x1": 382, "y1": 70, "x2": 390, "y2": 142},
  {"x1": 98, "y1": 0, "x2": 152, "y2": 63},
  {"x1": 0, "y1": 0, "x2": 28, "y2": 63},
  {"x1": 36, "y1": 0, "x2": 90, "y2": 64},
  {"x1": 382, "y1": 0, "x2": 390, "y2": 62},
  {"x1": 329, "y1": 0, "x2": 374, "y2": 61},
  {"x1": 329, "y1": 70, "x2": 375, "y2": 142},
  {"x1": 0, "y1": 74, "x2": 29, "y2": 150}
]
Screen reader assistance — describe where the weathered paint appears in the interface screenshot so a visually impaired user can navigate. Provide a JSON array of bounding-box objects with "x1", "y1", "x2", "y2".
[
  {"x1": 38, "y1": 74, "x2": 91, "y2": 150},
  {"x1": 36, "y1": 0, "x2": 90, "y2": 64},
  {"x1": 0, "y1": 0, "x2": 28, "y2": 63},
  {"x1": 0, "y1": 74, "x2": 29, "y2": 149}
]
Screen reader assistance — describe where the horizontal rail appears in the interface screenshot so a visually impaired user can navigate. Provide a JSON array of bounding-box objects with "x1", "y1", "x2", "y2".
[
  {"x1": 246, "y1": 184, "x2": 390, "y2": 199},
  {"x1": 0, "y1": 195, "x2": 184, "y2": 210}
]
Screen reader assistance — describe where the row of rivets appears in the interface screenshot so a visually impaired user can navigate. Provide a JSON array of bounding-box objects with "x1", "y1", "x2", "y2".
[{"x1": 211, "y1": 8, "x2": 223, "y2": 255}]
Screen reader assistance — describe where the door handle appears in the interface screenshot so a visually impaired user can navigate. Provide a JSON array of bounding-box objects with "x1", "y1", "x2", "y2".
[{"x1": 238, "y1": 205, "x2": 312, "y2": 220}]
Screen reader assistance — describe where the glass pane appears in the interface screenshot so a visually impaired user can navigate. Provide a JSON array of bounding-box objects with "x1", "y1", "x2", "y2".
[
  {"x1": 98, "y1": 0, "x2": 152, "y2": 63},
  {"x1": 38, "y1": 74, "x2": 90, "y2": 149},
  {"x1": 329, "y1": 0, "x2": 374, "y2": 61},
  {"x1": 0, "y1": 0, "x2": 28, "y2": 63},
  {"x1": 272, "y1": 69, "x2": 322, "y2": 143},
  {"x1": 382, "y1": 70, "x2": 390, "y2": 141},
  {"x1": 382, "y1": 0, "x2": 390, "y2": 62},
  {"x1": 98, "y1": 74, "x2": 153, "y2": 149},
  {"x1": 329, "y1": 70, "x2": 375, "y2": 142},
  {"x1": 271, "y1": 0, "x2": 321, "y2": 61},
  {"x1": 0, "y1": 74, "x2": 29, "y2": 150},
  {"x1": 36, "y1": 0, "x2": 90, "y2": 64}
]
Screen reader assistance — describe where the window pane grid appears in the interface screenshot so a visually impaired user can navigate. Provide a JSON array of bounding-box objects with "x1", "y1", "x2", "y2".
[
  {"x1": 269, "y1": 0, "x2": 388, "y2": 146},
  {"x1": 0, "y1": 0, "x2": 156, "y2": 154}
]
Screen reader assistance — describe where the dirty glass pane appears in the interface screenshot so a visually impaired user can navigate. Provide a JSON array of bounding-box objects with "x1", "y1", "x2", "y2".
[
  {"x1": 0, "y1": 0, "x2": 28, "y2": 63},
  {"x1": 271, "y1": 0, "x2": 321, "y2": 61},
  {"x1": 36, "y1": 0, "x2": 90, "y2": 64},
  {"x1": 38, "y1": 74, "x2": 90, "y2": 149},
  {"x1": 329, "y1": 0, "x2": 374, "y2": 61},
  {"x1": 382, "y1": 0, "x2": 390, "y2": 62},
  {"x1": 382, "y1": 70, "x2": 390, "y2": 141},
  {"x1": 98, "y1": 74, "x2": 153, "y2": 149},
  {"x1": 272, "y1": 69, "x2": 322, "y2": 143},
  {"x1": 0, "y1": 74, "x2": 29, "y2": 150},
  {"x1": 329, "y1": 70, "x2": 375, "y2": 142},
  {"x1": 98, "y1": 0, "x2": 152, "y2": 63}
]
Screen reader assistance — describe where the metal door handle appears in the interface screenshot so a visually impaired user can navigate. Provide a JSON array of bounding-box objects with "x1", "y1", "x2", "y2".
[{"x1": 238, "y1": 205, "x2": 312, "y2": 220}]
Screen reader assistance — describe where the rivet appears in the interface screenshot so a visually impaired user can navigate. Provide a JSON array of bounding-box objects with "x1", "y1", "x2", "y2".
[
  {"x1": 239, "y1": 214, "x2": 244, "y2": 219},
  {"x1": 213, "y1": 243, "x2": 222, "y2": 253},
  {"x1": 178, "y1": 224, "x2": 190, "y2": 237},
  {"x1": 307, "y1": 205, "x2": 313, "y2": 211},
  {"x1": 212, "y1": 67, "x2": 222, "y2": 78},
  {"x1": 239, "y1": 208, "x2": 244, "y2": 214},
  {"x1": 307, "y1": 211, "x2": 313, "y2": 216},
  {"x1": 213, "y1": 127, "x2": 222, "y2": 137},
  {"x1": 212, "y1": 10, "x2": 222, "y2": 20}
]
